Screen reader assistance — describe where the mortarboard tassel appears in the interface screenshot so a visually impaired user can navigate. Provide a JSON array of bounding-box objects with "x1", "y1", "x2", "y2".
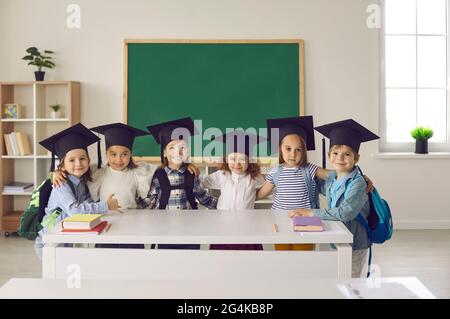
[
  {"x1": 97, "y1": 139, "x2": 102, "y2": 168},
  {"x1": 50, "y1": 152, "x2": 56, "y2": 172},
  {"x1": 322, "y1": 137, "x2": 326, "y2": 169}
]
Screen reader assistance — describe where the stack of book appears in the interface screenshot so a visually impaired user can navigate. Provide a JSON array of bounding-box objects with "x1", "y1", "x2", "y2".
[
  {"x1": 3, "y1": 181, "x2": 34, "y2": 193},
  {"x1": 61, "y1": 214, "x2": 108, "y2": 235},
  {"x1": 293, "y1": 216, "x2": 324, "y2": 232},
  {"x1": 3, "y1": 132, "x2": 32, "y2": 156}
]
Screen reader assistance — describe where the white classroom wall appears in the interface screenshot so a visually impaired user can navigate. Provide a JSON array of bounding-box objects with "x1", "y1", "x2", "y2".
[{"x1": 0, "y1": 0, "x2": 448, "y2": 229}]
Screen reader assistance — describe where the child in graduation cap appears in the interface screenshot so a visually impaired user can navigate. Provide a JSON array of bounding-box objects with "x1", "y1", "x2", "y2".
[
  {"x1": 289, "y1": 119, "x2": 379, "y2": 277},
  {"x1": 201, "y1": 130, "x2": 266, "y2": 250},
  {"x1": 139, "y1": 117, "x2": 217, "y2": 249},
  {"x1": 34, "y1": 123, "x2": 121, "y2": 259},
  {"x1": 53, "y1": 123, "x2": 199, "y2": 209},
  {"x1": 257, "y1": 116, "x2": 330, "y2": 251},
  {"x1": 53, "y1": 123, "x2": 155, "y2": 209}
]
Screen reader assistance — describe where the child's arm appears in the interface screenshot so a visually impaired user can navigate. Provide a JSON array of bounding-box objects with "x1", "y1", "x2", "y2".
[
  {"x1": 200, "y1": 170, "x2": 221, "y2": 190},
  {"x1": 316, "y1": 166, "x2": 374, "y2": 193},
  {"x1": 87, "y1": 167, "x2": 105, "y2": 202},
  {"x1": 50, "y1": 184, "x2": 118, "y2": 215},
  {"x1": 186, "y1": 163, "x2": 200, "y2": 177},
  {"x1": 289, "y1": 177, "x2": 368, "y2": 222},
  {"x1": 256, "y1": 181, "x2": 274, "y2": 200},
  {"x1": 134, "y1": 162, "x2": 153, "y2": 200},
  {"x1": 256, "y1": 166, "x2": 276, "y2": 199},
  {"x1": 193, "y1": 177, "x2": 218, "y2": 209},
  {"x1": 136, "y1": 175, "x2": 160, "y2": 209}
]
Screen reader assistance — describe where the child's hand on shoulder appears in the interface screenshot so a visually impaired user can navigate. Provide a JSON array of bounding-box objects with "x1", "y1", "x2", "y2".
[
  {"x1": 107, "y1": 193, "x2": 123, "y2": 213},
  {"x1": 52, "y1": 169, "x2": 67, "y2": 188},
  {"x1": 186, "y1": 163, "x2": 200, "y2": 176},
  {"x1": 289, "y1": 209, "x2": 314, "y2": 218}
]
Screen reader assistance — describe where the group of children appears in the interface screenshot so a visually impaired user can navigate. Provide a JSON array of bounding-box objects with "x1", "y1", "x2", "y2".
[{"x1": 34, "y1": 115, "x2": 379, "y2": 278}]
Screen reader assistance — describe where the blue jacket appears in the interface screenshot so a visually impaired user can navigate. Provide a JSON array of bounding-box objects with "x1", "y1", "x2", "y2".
[{"x1": 314, "y1": 166, "x2": 371, "y2": 250}]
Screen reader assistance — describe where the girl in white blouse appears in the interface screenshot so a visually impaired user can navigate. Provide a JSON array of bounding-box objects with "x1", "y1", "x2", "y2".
[{"x1": 201, "y1": 131, "x2": 265, "y2": 250}]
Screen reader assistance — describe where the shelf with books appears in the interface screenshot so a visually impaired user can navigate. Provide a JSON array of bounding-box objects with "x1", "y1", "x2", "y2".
[{"x1": 0, "y1": 81, "x2": 80, "y2": 236}]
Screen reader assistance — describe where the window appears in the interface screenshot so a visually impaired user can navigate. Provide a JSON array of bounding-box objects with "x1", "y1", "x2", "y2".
[{"x1": 381, "y1": 0, "x2": 450, "y2": 152}]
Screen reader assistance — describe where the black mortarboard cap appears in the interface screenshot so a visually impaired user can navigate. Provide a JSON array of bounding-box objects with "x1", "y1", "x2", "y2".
[
  {"x1": 266, "y1": 115, "x2": 315, "y2": 152},
  {"x1": 314, "y1": 119, "x2": 379, "y2": 154},
  {"x1": 39, "y1": 123, "x2": 100, "y2": 171},
  {"x1": 90, "y1": 122, "x2": 149, "y2": 150},
  {"x1": 146, "y1": 117, "x2": 196, "y2": 162},
  {"x1": 90, "y1": 123, "x2": 149, "y2": 168},
  {"x1": 215, "y1": 130, "x2": 267, "y2": 159}
]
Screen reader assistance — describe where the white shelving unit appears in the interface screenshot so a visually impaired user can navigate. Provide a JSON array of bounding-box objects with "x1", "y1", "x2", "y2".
[{"x1": 0, "y1": 81, "x2": 80, "y2": 236}]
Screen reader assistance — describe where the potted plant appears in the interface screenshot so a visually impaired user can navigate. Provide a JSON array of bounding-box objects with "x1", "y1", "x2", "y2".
[
  {"x1": 49, "y1": 103, "x2": 62, "y2": 119},
  {"x1": 411, "y1": 127, "x2": 433, "y2": 154},
  {"x1": 22, "y1": 47, "x2": 55, "y2": 81}
]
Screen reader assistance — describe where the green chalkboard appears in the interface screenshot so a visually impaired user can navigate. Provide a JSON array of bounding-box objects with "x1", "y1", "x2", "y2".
[{"x1": 125, "y1": 40, "x2": 304, "y2": 158}]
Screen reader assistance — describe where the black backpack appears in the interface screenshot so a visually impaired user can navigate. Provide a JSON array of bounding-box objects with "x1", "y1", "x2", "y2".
[
  {"x1": 17, "y1": 179, "x2": 53, "y2": 240},
  {"x1": 17, "y1": 178, "x2": 81, "y2": 240}
]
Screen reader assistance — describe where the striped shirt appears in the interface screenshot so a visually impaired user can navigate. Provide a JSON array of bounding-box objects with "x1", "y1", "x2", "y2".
[
  {"x1": 266, "y1": 163, "x2": 319, "y2": 210},
  {"x1": 137, "y1": 166, "x2": 217, "y2": 210}
]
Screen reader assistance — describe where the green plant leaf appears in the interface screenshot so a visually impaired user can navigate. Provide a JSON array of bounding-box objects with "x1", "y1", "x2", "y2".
[
  {"x1": 44, "y1": 50, "x2": 54, "y2": 54},
  {"x1": 22, "y1": 55, "x2": 34, "y2": 60},
  {"x1": 26, "y1": 47, "x2": 38, "y2": 54}
]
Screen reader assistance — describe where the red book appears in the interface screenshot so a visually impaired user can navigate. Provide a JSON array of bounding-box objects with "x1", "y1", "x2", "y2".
[{"x1": 61, "y1": 221, "x2": 108, "y2": 235}]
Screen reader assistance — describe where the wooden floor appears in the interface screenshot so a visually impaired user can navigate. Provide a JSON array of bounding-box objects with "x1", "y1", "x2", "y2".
[{"x1": 0, "y1": 230, "x2": 449, "y2": 298}]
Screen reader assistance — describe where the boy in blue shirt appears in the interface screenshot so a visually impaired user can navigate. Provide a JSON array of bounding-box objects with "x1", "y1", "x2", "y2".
[{"x1": 289, "y1": 119, "x2": 379, "y2": 277}]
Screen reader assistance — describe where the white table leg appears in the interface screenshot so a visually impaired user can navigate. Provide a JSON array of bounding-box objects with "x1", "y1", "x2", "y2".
[
  {"x1": 336, "y1": 243, "x2": 352, "y2": 279},
  {"x1": 42, "y1": 243, "x2": 58, "y2": 279}
]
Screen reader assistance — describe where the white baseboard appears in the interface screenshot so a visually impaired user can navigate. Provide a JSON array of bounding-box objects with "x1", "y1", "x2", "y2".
[{"x1": 394, "y1": 220, "x2": 450, "y2": 230}]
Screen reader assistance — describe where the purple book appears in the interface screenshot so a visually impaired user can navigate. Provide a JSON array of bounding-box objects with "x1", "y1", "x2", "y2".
[{"x1": 293, "y1": 216, "x2": 324, "y2": 232}]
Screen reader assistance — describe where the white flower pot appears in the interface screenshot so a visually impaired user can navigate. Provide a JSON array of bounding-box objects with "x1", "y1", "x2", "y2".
[{"x1": 50, "y1": 111, "x2": 61, "y2": 119}]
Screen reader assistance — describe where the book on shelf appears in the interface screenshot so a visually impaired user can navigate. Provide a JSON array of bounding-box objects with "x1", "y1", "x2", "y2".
[
  {"x1": 293, "y1": 216, "x2": 324, "y2": 232},
  {"x1": 2, "y1": 132, "x2": 31, "y2": 156},
  {"x1": 61, "y1": 214, "x2": 103, "y2": 230},
  {"x1": 16, "y1": 132, "x2": 32, "y2": 155},
  {"x1": 3, "y1": 134, "x2": 12, "y2": 155},
  {"x1": 3, "y1": 181, "x2": 34, "y2": 192},
  {"x1": 61, "y1": 221, "x2": 108, "y2": 235},
  {"x1": 8, "y1": 133, "x2": 19, "y2": 155}
]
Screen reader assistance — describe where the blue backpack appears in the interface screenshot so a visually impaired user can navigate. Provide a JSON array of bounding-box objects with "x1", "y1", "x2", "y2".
[
  {"x1": 354, "y1": 166, "x2": 393, "y2": 244},
  {"x1": 352, "y1": 166, "x2": 393, "y2": 277}
]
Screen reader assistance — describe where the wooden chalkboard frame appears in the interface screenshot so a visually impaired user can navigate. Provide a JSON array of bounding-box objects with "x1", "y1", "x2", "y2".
[{"x1": 123, "y1": 39, "x2": 305, "y2": 163}]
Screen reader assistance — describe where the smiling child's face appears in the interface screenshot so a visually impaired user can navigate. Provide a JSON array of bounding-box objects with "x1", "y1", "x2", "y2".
[
  {"x1": 106, "y1": 145, "x2": 131, "y2": 171},
  {"x1": 329, "y1": 145, "x2": 359, "y2": 174},
  {"x1": 62, "y1": 148, "x2": 90, "y2": 178},
  {"x1": 227, "y1": 152, "x2": 249, "y2": 175},
  {"x1": 164, "y1": 140, "x2": 189, "y2": 166}
]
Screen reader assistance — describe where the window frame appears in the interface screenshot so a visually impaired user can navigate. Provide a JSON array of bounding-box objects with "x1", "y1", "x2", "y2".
[{"x1": 379, "y1": 0, "x2": 450, "y2": 152}]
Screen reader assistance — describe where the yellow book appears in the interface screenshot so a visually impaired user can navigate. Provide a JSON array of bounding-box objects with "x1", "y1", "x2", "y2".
[{"x1": 62, "y1": 214, "x2": 102, "y2": 230}]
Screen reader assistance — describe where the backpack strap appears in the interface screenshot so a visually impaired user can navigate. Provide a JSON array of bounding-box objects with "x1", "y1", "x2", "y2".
[
  {"x1": 300, "y1": 165, "x2": 319, "y2": 209},
  {"x1": 272, "y1": 164, "x2": 283, "y2": 187},
  {"x1": 183, "y1": 170, "x2": 198, "y2": 209},
  {"x1": 154, "y1": 168, "x2": 171, "y2": 209}
]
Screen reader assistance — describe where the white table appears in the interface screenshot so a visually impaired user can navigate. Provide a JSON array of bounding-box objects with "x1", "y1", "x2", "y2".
[
  {"x1": 42, "y1": 210, "x2": 353, "y2": 280},
  {"x1": 0, "y1": 277, "x2": 435, "y2": 299}
]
